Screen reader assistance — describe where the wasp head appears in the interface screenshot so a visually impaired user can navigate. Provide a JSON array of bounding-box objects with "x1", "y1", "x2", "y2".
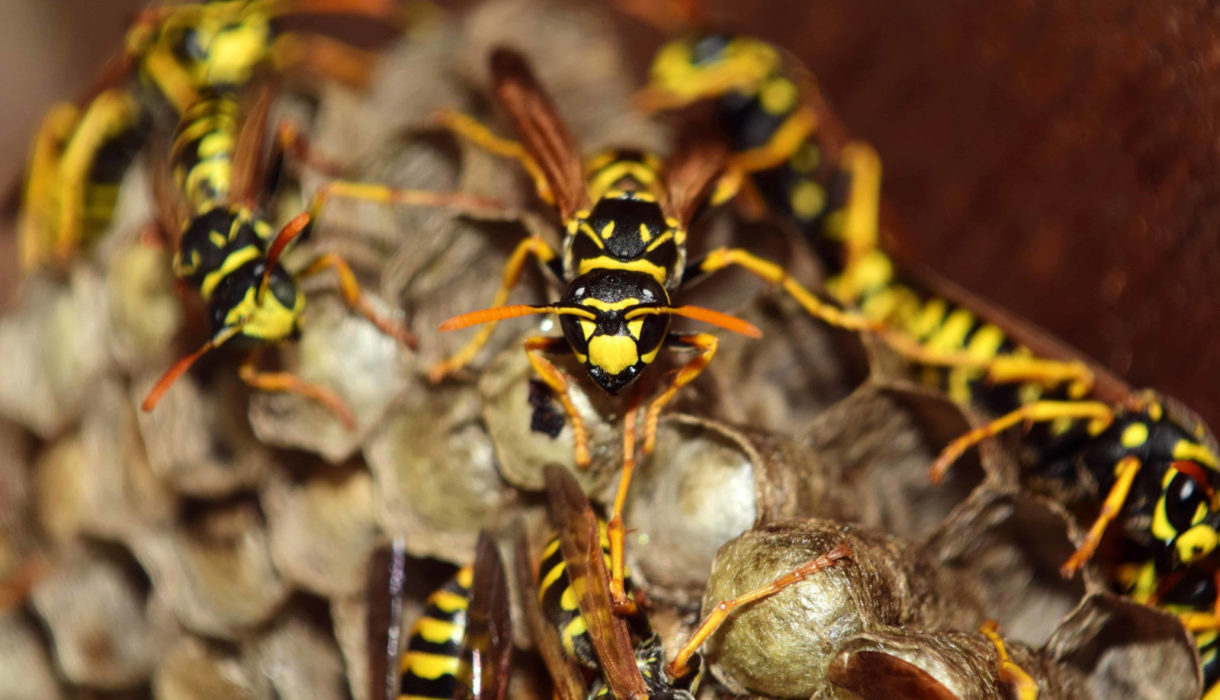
[{"x1": 558, "y1": 270, "x2": 670, "y2": 395}]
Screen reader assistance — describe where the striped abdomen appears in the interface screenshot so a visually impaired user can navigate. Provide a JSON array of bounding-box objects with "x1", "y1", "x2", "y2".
[
  {"x1": 171, "y1": 89, "x2": 241, "y2": 213},
  {"x1": 399, "y1": 565, "x2": 472, "y2": 700}
]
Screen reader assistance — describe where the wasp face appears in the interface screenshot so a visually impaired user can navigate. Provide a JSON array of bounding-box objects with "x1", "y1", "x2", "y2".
[
  {"x1": 1159, "y1": 463, "x2": 1220, "y2": 567},
  {"x1": 559, "y1": 270, "x2": 670, "y2": 395},
  {"x1": 208, "y1": 258, "x2": 303, "y2": 345},
  {"x1": 171, "y1": 2, "x2": 273, "y2": 88}
]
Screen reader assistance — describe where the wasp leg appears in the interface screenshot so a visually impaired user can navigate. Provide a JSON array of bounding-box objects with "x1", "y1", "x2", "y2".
[
  {"x1": 1061, "y1": 454, "x2": 1142, "y2": 577},
  {"x1": 271, "y1": 32, "x2": 382, "y2": 89},
  {"x1": 641, "y1": 332, "x2": 718, "y2": 455},
  {"x1": 732, "y1": 106, "x2": 819, "y2": 174},
  {"x1": 607, "y1": 402, "x2": 640, "y2": 616},
  {"x1": 835, "y1": 141, "x2": 882, "y2": 266},
  {"x1": 523, "y1": 336, "x2": 589, "y2": 467},
  {"x1": 693, "y1": 247, "x2": 879, "y2": 331},
  {"x1": 929, "y1": 400, "x2": 1115, "y2": 482},
  {"x1": 298, "y1": 252, "x2": 417, "y2": 348},
  {"x1": 434, "y1": 108, "x2": 555, "y2": 206},
  {"x1": 980, "y1": 620, "x2": 1039, "y2": 700},
  {"x1": 429, "y1": 235, "x2": 559, "y2": 381},
  {"x1": 666, "y1": 543, "x2": 852, "y2": 681},
  {"x1": 238, "y1": 346, "x2": 357, "y2": 429},
  {"x1": 307, "y1": 179, "x2": 510, "y2": 223}
]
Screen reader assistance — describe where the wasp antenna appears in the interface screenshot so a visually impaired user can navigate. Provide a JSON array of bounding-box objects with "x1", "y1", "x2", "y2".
[
  {"x1": 627, "y1": 304, "x2": 762, "y2": 338},
  {"x1": 437, "y1": 304, "x2": 595, "y2": 331},
  {"x1": 141, "y1": 325, "x2": 243, "y2": 412},
  {"x1": 258, "y1": 212, "x2": 311, "y2": 303}
]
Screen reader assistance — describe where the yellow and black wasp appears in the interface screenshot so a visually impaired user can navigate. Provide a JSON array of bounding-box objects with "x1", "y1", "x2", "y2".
[
  {"x1": 429, "y1": 46, "x2": 890, "y2": 611},
  {"x1": 138, "y1": 81, "x2": 416, "y2": 426},
  {"x1": 17, "y1": 0, "x2": 398, "y2": 270},
  {"x1": 632, "y1": 21, "x2": 1220, "y2": 581},
  {"x1": 368, "y1": 533, "x2": 512, "y2": 700},
  {"x1": 1115, "y1": 555, "x2": 1220, "y2": 699},
  {"x1": 519, "y1": 465, "x2": 851, "y2": 699}
]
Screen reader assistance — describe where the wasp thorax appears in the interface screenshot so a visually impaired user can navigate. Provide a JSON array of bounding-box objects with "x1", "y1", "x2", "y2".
[{"x1": 559, "y1": 270, "x2": 670, "y2": 395}]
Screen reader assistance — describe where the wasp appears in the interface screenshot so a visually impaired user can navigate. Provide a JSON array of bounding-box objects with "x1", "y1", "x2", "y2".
[
  {"x1": 137, "y1": 81, "x2": 418, "y2": 426},
  {"x1": 17, "y1": 0, "x2": 398, "y2": 270},
  {"x1": 517, "y1": 465, "x2": 851, "y2": 699},
  {"x1": 430, "y1": 46, "x2": 892, "y2": 611},
  {"x1": 1113, "y1": 555, "x2": 1220, "y2": 699},
  {"x1": 630, "y1": 23, "x2": 1220, "y2": 580},
  {"x1": 368, "y1": 534, "x2": 512, "y2": 700}
]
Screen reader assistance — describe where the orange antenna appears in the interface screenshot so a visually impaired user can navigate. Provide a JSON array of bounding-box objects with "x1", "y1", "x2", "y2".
[
  {"x1": 258, "y1": 212, "x2": 311, "y2": 304},
  {"x1": 438, "y1": 304, "x2": 597, "y2": 332},
  {"x1": 625, "y1": 304, "x2": 762, "y2": 338},
  {"x1": 141, "y1": 324, "x2": 244, "y2": 412}
]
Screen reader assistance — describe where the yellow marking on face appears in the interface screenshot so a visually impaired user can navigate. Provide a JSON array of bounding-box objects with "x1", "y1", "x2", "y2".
[
  {"x1": 600, "y1": 220, "x2": 616, "y2": 240},
  {"x1": 641, "y1": 346, "x2": 661, "y2": 364},
  {"x1": 760, "y1": 75, "x2": 799, "y2": 116},
  {"x1": 208, "y1": 231, "x2": 227, "y2": 248},
  {"x1": 1148, "y1": 402, "x2": 1164, "y2": 421},
  {"x1": 627, "y1": 320, "x2": 644, "y2": 339},
  {"x1": 1176, "y1": 524, "x2": 1219, "y2": 563},
  {"x1": 200, "y1": 245, "x2": 259, "y2": 298},
  {"x1": 579, "y1": 320, "x2": 596, "y2": 340},
  {"x1": 1121, "y1": 422, "x2": 1149, "y2": 449},
  {"x1": 587, "y1": 334, "x2": 639, "y2": 375},
  {"x1": 577, "y1": 257, "x2": 667, "y2": 285},
  {"x1": 790, "y1": 179, "x2": 825, "y2": 220},
  {"x1": 204, "y1": 16, "x2": 271, "y2": 86},
  {"x1": 221, "y1": 280, "x2": 302, "y2": 341},
  {"x1": 401, "y1": 651, "x2": 459, "y2": 680},
  {"x1": 412, "y1": 616, "x2": 462, "y2": 645},
  {"x1": 791, "y1": 142, "x2": 821, "y2": 173},
  {"x1": 1174, "y1": 440, "x2": 1220, "y2": 469},
  {"x1": 580, "y1": 297, "x2": 638, "y2": 312}
]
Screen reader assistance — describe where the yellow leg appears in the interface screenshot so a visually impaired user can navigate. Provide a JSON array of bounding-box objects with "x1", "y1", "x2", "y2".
[
  {"x1": 642, "y1": 333, "x2": 718, "y2": 456},
  {"x1": 524, "y1": 336, "x2": 590, "y2": 467},
  {"x1": 984, "y1": 355, "x2": 1095, "y2": 399},
  {"x1": 434, "y1": 108, "x2": 555, "y2": 205},
  {"x1": 607, "y1": 403, "x2": 639, "y2": 616},
  {"x1": 429, "y1": 235, "x2": 558, "y2": 381},
  {"x1": 307, "y1": 179, "x2": 509, "y2": 224},
  {"x1": 929, "y1": 400, "x2": 1115, "y2": 483},
  {"x1": 980, "y1": 620, "x2": 1038, "y2": 700},
  {"x1": 697, "y1": 247, "x2": 880, "y2": 332},
  {"x1": 238, "y1": 348, "x2": 357, "y2": 429},
  {"x1": 1060, "y1": 455, "x2": 1142, "y2": 577},
  {"x1": 730, "y1": 107, "x2": 818, "y2": 174},
  {"x1": 838, "y1": 141, "x2": 882, "y2": 265},
  {"x1": 666, "y1": 542, "x2": 852, "y2": 681},
  {"x1": 298, "y1": 252, "x2": 417, "y2": 348}
]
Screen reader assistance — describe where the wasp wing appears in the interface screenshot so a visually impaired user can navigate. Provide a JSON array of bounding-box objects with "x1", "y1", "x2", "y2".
[
  {"x1": 489, "y1": 47, "x2": 589, "y2": 221},
  {"x1": 543, "y1": 465, "x2": 650, "y2": 698},
  {"x1": 663, "y1": 133, "x2": 730, "y2": 229},
  {"x1": 456, "y1": 532, "x2": 513, "y2": 700},
  {"x1": 366, "y1": 538, "x2": 408, "y2": 700}
]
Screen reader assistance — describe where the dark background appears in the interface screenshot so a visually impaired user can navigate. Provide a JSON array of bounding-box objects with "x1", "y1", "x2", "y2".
[{"x1": 5, "y1": 0, "x2": 1218, "y2": 426}]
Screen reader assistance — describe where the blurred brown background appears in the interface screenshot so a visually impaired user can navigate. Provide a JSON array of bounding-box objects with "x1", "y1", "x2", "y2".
[{"x1": 3, "y1": 0, "x2": 1218, "y2": 427}]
